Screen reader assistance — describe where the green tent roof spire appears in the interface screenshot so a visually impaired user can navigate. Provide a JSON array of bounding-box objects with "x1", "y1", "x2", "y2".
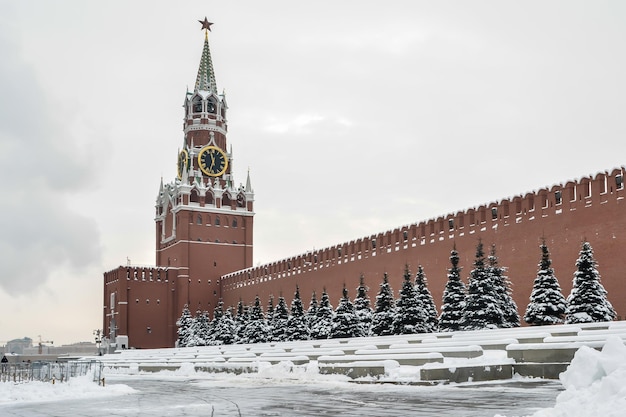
[{"x1": 194, "y1": 18, "x2": 218, "y2": 94}]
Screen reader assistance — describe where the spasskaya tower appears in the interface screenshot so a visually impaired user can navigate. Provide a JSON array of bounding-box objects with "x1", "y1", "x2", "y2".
[{"x1": 154, "y1": 18, "x2": 254, "y2": 325}]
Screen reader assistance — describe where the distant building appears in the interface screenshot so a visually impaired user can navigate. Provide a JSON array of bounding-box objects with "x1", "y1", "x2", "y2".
[
  {"x1": 22, "y1": 342, "x2": 98, "y2": 357},
  {"x1": 3, "y1": 338, "x2": 32, "y2": 355},
  {"x1": 103, "y1": 20, "x2": 626, "y2": 349}
]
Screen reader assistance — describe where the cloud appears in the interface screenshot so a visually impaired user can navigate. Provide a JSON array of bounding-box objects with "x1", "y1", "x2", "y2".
[
  {"x1": 0, "y1": 23, "x2": 101, "y2": 296},
  {"x1": 264, "y1": 114, "x2": 325, "y2": 135},
  {"x1": 263, "y1": 114, "x2": 352, "y2": 136}
]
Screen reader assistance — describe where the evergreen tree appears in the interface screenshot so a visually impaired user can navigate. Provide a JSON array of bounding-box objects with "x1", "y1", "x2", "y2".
[
  {"x1": 310, "y1": 289, "x2": 334, "y2": 339},
  {"x1": 371, "y1": 273, "x2": 396, "y2": 336},
  {"x1": 270, "y1": 296, "x2": 289, "y2": 342},
  {"x1": 565, "y1": 241, "x2": 616, "y2": 324},
  {"x1": 197, "y1": 310, "x2": 212, "y2": 346},
  {"x1": 488, "y1": 244, "x2": 520, "y2": 328},
  {"x1": 305, "y1": 291, "x2": 319, "y2": 328},
  {"x1": 415, "y1": 265, "x2": 439, "y2": 332},
  {"x1": 524, "y1": 240, "x2": 567, "y2": 325},
  {"x1": 212, "y1": 300, "x2": 224, "y2": 322},
  {"x1": 330, "y1": 285, "x2": 360, "y2": 339},
  {"x1": 176, "y1": 304, "x2": 193, "y2": 347},
  {"x1": 267, "y1": 295, "x2": 275, "y2": 318},
  {"x1": 241, "y1": 295, "x2": 270, "y2": 344},
  {"x1": 393, "y1": 265, "x2": 428, "y2": 334},
  {"x1": 286, "y1": 286, "x2": 310, "y2": 341},
  {"x1": 460, "y1": 240, "x2": 504, "y2": 330},
  {"x1": 234, "y1": 299, "x2": 249, "y2": 342},
  {"x1": 212, "y1": 307, "x2": 237, "y2": 345},
  {"x1": 206, "y1": 300, "x2": 225, "y2": 345},
  {"x1": 439, "y1": 247, "x2": 466, "y2": 331},
  {"x1": 354, "y1": 274, "x2": 373, "y2": 337},
  {"x1": 186, "y1": 309, "x2": 208, "y2": 347}
]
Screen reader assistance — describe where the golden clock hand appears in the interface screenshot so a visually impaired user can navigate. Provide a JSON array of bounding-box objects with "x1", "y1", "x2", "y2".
[{"x1": 209, "y1": 152, "x2": 216, "y2": 170}]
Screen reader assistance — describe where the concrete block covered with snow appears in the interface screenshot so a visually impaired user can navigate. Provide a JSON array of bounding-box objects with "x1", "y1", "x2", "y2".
[
  {"x1": 420, "y1": 363, "x2": 513, "y2": 383},
  {"x1": 318, "y1": 352, "x2": 443, "y2": 366},
  {"x1": 318, "y1": 359, "x2": 399, "y2": 379}
]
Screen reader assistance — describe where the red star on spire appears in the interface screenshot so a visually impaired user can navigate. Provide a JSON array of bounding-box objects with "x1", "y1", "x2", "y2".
[{"x1": 199, "y1": 17, "x2": 213, "y2": 31}]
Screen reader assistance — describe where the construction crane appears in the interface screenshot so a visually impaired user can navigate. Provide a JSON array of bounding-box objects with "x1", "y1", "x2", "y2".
[{"x1": 37, "y1": 335, "x2": 53, "y2": 355}]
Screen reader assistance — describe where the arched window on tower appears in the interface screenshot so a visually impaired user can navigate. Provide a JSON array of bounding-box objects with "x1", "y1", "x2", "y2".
[
  {"x1": 215, "y1": 216, "x2": 221, "y2": 226},
  {"x1": 207, "y1": 98, "x2": 217, "y2": 114},
  {"x1": 232, "y1": 218, "x2": 238, "y2": 228},
  {"x1": 190, "y1": 190, "x2": 199, "y2": 203},
  {"x1": 192, "y1": 96, "x2": 202, "y2": 113},
  {"x1": 206, "y1": 192, "x2": 214, "y2": 205}
]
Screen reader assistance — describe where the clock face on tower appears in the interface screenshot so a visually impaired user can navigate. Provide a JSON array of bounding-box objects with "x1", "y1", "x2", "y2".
[
  {"x1": 198, "y1": 145, "x2": 228, "y2": 177},
  {"x1": 177, "y1": 149, "x2": 189, "y2": 180}
]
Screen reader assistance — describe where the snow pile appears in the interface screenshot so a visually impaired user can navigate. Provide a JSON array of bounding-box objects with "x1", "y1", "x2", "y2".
[
  {"x1": 497, "y1": 336, "x2": 626, "y2": 417},
  {"x1": 171, "y1": 361, "x2": 197, "y2": 376},
  {"x1": 0, "y1": 374, "x2": 135, "y2": 405}
]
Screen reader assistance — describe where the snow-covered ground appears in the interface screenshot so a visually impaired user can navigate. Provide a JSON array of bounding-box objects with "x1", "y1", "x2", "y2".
[
  {"x1": 1, "y1": 335, "x2": 625, "y2": 416},
  {"x1": 519, "y1": 336, "x2": 626, "y2": 417},
  {"x1": 0, "y1": 373, "x2": 135, "y2": 405}
]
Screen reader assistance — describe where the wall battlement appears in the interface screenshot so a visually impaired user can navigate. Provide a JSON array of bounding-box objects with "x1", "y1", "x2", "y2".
[
  {"x1": 221, "y1": 167, "x2": 625, "y2": 292},
  {"x1": 104, "y1": 266, "x2": 175, "y2": 286}
]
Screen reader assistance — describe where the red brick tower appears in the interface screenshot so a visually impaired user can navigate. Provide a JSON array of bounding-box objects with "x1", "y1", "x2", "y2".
[
  {"x1": 104, "y1": 20, "x2": 254, "y2": 349},
  {"x1": 155, "y1": 20, "x2": 255, "y2": 325}
]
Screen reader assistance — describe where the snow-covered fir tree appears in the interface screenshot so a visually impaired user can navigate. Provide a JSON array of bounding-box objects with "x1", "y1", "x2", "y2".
[
  {"x1": 415, "y1": 265, "x2": 439, "y2": 332},
  {"x1": 212, "y1": 307, "x2": 237, "y2": 345},
  {"x1": 241, "y1": 295, "x2": 270, "y2": 344},
  {"x1": 524, "y1": 240, "x2": 567, "y2": 325},
  {"x1": 460, "y1": 240, "x2": 504, "y2": 330},
  {"x1": 185, "y1": 309, "x2": 207, "y2": 347},
  {"x1": 354, "y1": 274, "x2": 373, "y2": 337},
  {"x1": 267, "y1": 295, "x2": 275, "y2": 319},
  {"x1": 371, "y1": 272, "x2": 396, "y2": 336},
  {"x1": 305, "y1": 291, "x2": 319, "y2": 328},
  {"x1": 176, "y1": 304, "x2": 193, "y2": 347},
  {"x1": 270, "y1": 296, "x2": 289, "y2": 342},
  {"x1": 565, "y1": 241, "x2": 616, "y2": 324},
  {"x1": 234, "y1": 299, "x2": 249, "y2": 342},
  {"x1": 310, "y1": 289, "x2": 334, "y2": 339},
  {"x1": 438, "y1": 247, "x2": 466, "y2": 331},
  {"x1": 285, "y1": 286, "x2": 310, "y2": 341},
  {"x1": 488, "y1": 244, "x2": 520, "y2": 328},
  {"x1": 193, "y1": 310, "x2": 213, "y2": 346},
  {"x1": 206, "y1": 300, "x2": 225, "y2": 345},
  {"x1": 393, "y1": 265, "x2": 428, "y2": 334},
  {"x1": 330, "y1": 285, "x2": 360, "y2": 339}
]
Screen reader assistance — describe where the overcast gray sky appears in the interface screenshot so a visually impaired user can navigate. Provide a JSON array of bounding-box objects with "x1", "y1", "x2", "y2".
[{"x1": 1, "y1": 1, "x2": 625, "y2": 345}]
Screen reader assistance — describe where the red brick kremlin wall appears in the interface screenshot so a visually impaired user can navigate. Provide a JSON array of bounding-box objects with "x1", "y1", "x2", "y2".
[
  {"x1": 103, "y1": 266, "x2": 179, "y2": 348},
  {"x1": 221, "y1": 167, "x2": 625, "y2": 321}
]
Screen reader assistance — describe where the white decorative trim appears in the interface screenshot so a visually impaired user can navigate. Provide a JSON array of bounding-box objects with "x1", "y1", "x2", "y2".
[
  {"x1": 184, "y1": 124, "x2": 227, "y2": 135},
  {"x1": 178, "y1": 239, "x2": 249, "y2": 247},
  {"x1": 161, "y1": 234, "x2": 176, "y2": 244},
  {"x1": 171, "y1": 205, "x2": 255, "y2": 216}
]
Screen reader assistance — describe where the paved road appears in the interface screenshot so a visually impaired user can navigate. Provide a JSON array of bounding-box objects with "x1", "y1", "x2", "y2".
[{"x1": 2, "y1": 376, "x2": 562, "y2": 417}]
